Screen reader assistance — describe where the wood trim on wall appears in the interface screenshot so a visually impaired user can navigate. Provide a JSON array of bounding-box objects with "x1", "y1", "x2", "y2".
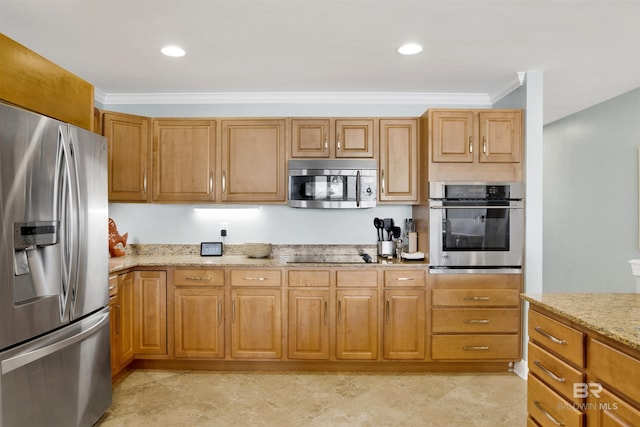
[{"x1": 0, "y1": 33, "x2": 94, "y2": 130}]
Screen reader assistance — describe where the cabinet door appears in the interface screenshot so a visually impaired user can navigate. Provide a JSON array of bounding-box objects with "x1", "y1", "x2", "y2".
[
  {"x1": 430, "y1": 110, "x2": 474, "y2": 163},
  {"x1": 118, "y1": 272, "x2": 135, "y2": 367},
  {"x1": 174, "y1": 288, "x2": 224, "y2": 359},
  {"x1": 152, "y1": 119, "x2": 216, "y2": 202},
  {"x1": 288, "y1": 289, "x2": 330, "y2": 360},
  {"x1": 478, "y1": 111, "x2": 522, "y2": 163},
  {"x1": 291, "y1": 119, "x2": 330, "y2": 158},
  {"x1": 379, "y1": 119, "x2": 418, "y2": 202},
  {"x1": 133, "y1": 271, "x2": 167, "y2": 355},
  {"x1": 586, "y1": 386, "x2": 640, "y2": 427},
  {"x1": 108, "y1": 291, "x2": 118, "y2": 377},
  {"x1": 336, "y1": 289, "x2": 378, "y2": 360},
  {"x1": 103, "y1": 112, "x2": 151, "y2": 202},
  {"x1": 335, "y1": 119, "x2": 374, "y2": 158},
  {"x1": 383, "y1": 290, "x2": 425, "y2": 360},
  {"x1": 231, "y1": 288, "x2": 282, "y2": 359},
  {"x1": 221, "y1": 120, "x2": 286, "y2": 202}
]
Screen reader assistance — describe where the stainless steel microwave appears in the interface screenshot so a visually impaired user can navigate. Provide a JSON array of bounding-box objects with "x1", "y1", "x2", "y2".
[{"x1": 288, "y1": 159, "x2": 377, "y2": 208}]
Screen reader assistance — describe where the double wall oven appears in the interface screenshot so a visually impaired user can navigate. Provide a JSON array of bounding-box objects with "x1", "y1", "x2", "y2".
[{"x1": 429, "y1": 182, "x2": 524, "y2": 274}]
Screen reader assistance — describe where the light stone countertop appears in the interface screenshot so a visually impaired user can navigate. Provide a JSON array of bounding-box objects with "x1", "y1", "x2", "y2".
[
  {"x1": 522, "y1": 293, "x2": 640, "y2": 352},
  {"x1": 108, "y1": 254, "x2": 428, "y2": 274}
]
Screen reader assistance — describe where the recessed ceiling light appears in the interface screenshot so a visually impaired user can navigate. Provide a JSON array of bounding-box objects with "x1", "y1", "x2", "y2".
[
  {"x1": 161, "y1": 45, "x2": 186, "y2": 57},
  {"x1": 398, "y1": 43, "x2": 423, "y2": 55}
]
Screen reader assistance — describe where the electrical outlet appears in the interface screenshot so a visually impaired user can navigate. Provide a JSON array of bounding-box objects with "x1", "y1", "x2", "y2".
[
  {"x1": 220, "y1": 229, "x2": 227, "y2": 237},
  {"x1": 220, "y1": 222, "x2": 228, "y2": 237}
]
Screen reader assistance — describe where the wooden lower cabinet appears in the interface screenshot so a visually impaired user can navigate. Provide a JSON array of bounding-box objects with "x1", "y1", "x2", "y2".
[
  {"x1": 231, "y1": 288, "x2": 282, "y2": 359},
  {"x1": 587, "y1": 386, "x2": 640, "y2": 427},
  {"x1": 133, "y1": 270, "x2": 167, "y2": 355},
  {"x1": 430, "y1": 274, "x2": 522, "y2": 361},
  {"x1": 288, "y1": 289, "x2": 330, "y2": 360},
  {"x1": 174, "y1": 288, "x2": 224, "y2": 358},
  {"x1": 383, "y1": 289, "x2": 425, "y2": 360},
  {"x1": 109, "y1": 272, "x2": 134, "y2": 377},
  {"x1": 336, "y1": 289, "x2": 378, "y2": 360},
  {"x1": 526, "y1": 306, "x2": 640, "y2": 427}
]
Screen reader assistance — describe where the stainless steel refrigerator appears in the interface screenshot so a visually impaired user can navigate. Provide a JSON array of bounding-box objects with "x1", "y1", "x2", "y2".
[{"x1": 0, "y1": 102, "x2": 112, "y2": 426}]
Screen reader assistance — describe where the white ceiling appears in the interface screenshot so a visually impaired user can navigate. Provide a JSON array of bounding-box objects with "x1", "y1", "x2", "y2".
[{"x1": 1, "y1": 0, "x2": 639, "y2": 124}]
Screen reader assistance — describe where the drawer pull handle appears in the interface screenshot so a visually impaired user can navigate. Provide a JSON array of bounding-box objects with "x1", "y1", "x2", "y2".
[
  {"x1": 463, "y1": 345, "x2": 489, "y2": 351},
  {"x1": 463, "y1": 319, "x2": 490, "y2": 324},
  {"x1": 185, "y1": 276, "x2": 212, "y2": 281},
  {"x1": 534, "y1": 360, "x2": 566, "y2": 383},
  {"x1": 463, "y1": 296, "x2": 490, "y2": 301},
  {"x1": 108, "y1": 285, "x2": 116, "y2": 290},
  {"x1": 533, "y1": 400, "x2": 565, "y2": 426},
  {"x1": 395, "y1": 277, "x2": 414, "y2": 281},
  {"x1": 534, "y1": 326, "x2": 567, "y2": 345},
  {"x1": 243, "y1": 277, "x2": 268, "y2": 281}
]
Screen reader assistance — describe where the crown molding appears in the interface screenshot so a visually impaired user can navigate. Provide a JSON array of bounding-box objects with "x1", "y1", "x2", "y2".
[
  {"x1": 490, "y1": 72, "x2": 526, "y2": 104},
  {"x1": 95, "y1": 91, "x2": 492, "y2": 107}
]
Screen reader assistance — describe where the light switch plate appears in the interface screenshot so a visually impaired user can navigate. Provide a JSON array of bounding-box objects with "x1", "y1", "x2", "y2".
[{"x1": 200, "y1": 242, "x2": 223, "y2": 257}]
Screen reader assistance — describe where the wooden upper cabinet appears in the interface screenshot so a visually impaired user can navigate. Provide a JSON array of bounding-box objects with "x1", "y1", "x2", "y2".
[
  {"x1": 335, "y1": 119, "x2": 374, "y2": 158},
  {"x1": 291, "y1": 119, "x2": 331, "y2": 158},
  {"x1": 427, "y1": 109, "x2": 523, "y2": 182},
  {"x1": 221, "y1": 119, "x2": 286, "y2": 202},
  {"x1": 477, "y1": 111, "x2": 522, "y2": 163},
  {"x1": 379, "y1": 119, "x2": 418, "y2": 203},
  {"x1": 430, "y1": 110, "x2": 475, "y2": 163},
  {"x1": 152, "y1": 119, "x2": 216, "y2": 202},
  {"x1": 103, "y1": 111, "x2": 152, "y2": 202},
  {"x1": 291, "y1": 118, "x2": 374, "y2": 158}
]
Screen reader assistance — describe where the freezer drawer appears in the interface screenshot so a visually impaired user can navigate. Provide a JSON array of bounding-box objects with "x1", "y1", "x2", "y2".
[{"x1": 0, "y1": 308, "x2": 112, "y2": 427}]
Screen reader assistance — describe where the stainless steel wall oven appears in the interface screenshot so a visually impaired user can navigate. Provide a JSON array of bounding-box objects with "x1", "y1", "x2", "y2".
[{"x1": 429, "y1": 182, "x2": 524, "y2": 273}]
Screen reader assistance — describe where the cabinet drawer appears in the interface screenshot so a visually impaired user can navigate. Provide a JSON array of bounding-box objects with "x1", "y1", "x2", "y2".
[
  {"x1": 528, "y1": 342, "x2": 584, "y2": 403},
  {"x1": 384, "y1": 270, "x2": 426, "y2": 287},
  {"x1": 431, "y1": 334, "x2": 520, "y2": 360},
  {"x1": 589, "y1": 338, "x2": 640, "y2": 405},
  {"x1": 230, "y1": 269, "x2": 282, "y2": 287},
  {"x1": 109, "y1": 275, "x2": 118, "y2": 297},
  {"x1": 432, "y1": 308, "x2": 520, "y2": 333},
  {"x1": 526, "y1": 417, "x2": 540, "y2": 427},
  {"x1": 174, "y1": 269, "x2": 225, "y2": 287},
  {"x1": 528, "y1": 374, "x2": 584, "y2": 427},
  {"x1": 336, "y1": 270, "x2": 378, "y2": 287},
  {"x1": 528, "y1": 309, "x2": 585, "y2": 368},
  {"x1": 288, "y1": 270, "x2": 330, "y2": 287},
  {"x1": 432, "y1": 288, "x2": 520, "y2": 307}
]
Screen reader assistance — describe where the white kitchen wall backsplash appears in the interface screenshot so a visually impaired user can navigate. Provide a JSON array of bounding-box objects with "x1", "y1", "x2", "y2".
[{"x1": 108, "y1": 203, "x2": 412, "y2": 245}]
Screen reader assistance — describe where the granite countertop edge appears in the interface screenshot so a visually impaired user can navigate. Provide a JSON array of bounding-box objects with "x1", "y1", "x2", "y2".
[
  {"x1": 108, "y1": 254, "x2": 429, "y2": 274},
  {"x1": 522, "y1": 293, "x2": 640, "y2": 353}
]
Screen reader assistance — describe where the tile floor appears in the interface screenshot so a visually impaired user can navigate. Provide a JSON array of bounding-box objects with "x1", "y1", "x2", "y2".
[{"x1": 96, "y1": 370, "x2": 527, "y2": 426}]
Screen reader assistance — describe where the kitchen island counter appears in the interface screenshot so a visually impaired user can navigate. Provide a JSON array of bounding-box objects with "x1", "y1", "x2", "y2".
[{"x1": 522, "y1": 293, "x2": 640, "y2": 352}]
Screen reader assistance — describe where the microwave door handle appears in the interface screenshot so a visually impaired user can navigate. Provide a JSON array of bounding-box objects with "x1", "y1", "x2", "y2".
[{"x1": 356, "y1": 170, "x2": 361, "y2": 207}]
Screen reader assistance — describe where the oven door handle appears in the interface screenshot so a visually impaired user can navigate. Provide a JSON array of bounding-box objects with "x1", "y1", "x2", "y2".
[{"x1": 429, "y1": 205, "x2": 523, "y2": 209}]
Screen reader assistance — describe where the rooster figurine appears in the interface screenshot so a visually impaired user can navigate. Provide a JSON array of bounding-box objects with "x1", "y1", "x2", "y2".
[{"x1": 108, "y1": 218, "x2": 128, "y2": 257}]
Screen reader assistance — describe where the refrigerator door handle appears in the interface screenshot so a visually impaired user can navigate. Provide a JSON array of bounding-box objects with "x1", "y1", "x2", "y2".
[
  {"x1": 66, "y1": 127, "x2": 82, "y2": 314},
  {"x1": 1, "y1": 310, "x2": 109, "y2": 375},
  {"x1": 55, "y1": 127, "x2": 80, "y2": 321}
]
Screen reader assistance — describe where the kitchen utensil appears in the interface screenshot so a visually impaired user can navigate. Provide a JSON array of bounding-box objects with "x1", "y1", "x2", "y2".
[
  {"x1": 383, "y1": 218, "x2": 393, "y2": 240},
  {"x1": 392, "y1": 226, "x2": 401, "y2": 240},
  {"x1": 373, "y1": 217, "x2": 384, "y2": 241}
]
